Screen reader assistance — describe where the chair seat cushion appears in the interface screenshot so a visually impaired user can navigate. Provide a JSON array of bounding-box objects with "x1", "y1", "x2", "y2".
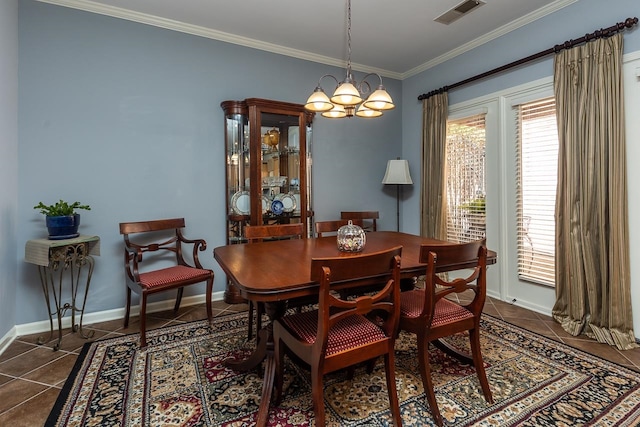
[
  {"x1": 279, "y1": 310, "x2": 387, "y2": 356},
  {"x1": 400, "y1": 290, "x2": 474, "y2": 327},
  {"x1": 138, "y1": 265, "x2": 211, "y2": 289}
]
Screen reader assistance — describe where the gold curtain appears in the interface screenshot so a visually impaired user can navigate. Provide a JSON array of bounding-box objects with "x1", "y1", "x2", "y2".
[
  {"x1": 421, "y1": 92, "x2": 448, "y2": 239},
  {"x1": 552, "y1": 33, "x2": 637, "y2": 350}
]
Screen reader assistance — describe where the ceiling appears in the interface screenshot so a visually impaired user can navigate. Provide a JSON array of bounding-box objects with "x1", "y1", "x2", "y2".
[{"x1": 41, "y1": 0, "x2": 575, "y2": 79}]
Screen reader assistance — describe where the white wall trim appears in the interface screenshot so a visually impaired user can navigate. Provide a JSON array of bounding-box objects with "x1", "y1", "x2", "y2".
[
  {"x1": 37, "y1": 0, "x2": 579, "y2": 81},
  {"x1": 0, "y1": 327, "x2": 18, "y2": 357},
  {"x1": 2, "y1": 290, "x2": 225, "y2": 355},
  {"x1": 402, "y1": 0, "x2": 578, "y2": 79},
  {"x1": 36, "y1": 0, "x2": 401, "y2": 79}
]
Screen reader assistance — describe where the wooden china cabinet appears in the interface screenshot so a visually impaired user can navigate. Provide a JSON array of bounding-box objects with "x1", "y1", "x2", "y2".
[{"x1": 221, "y1": 98, "x2": 314, "y2": 303}]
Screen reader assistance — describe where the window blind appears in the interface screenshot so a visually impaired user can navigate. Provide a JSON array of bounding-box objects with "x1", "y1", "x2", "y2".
[
  {"x1": 445, "y1": 114, "x2": 486, "y2": 243},
  {"x1": 515, "y1": 97, "x2": 557, "y2": 286}
]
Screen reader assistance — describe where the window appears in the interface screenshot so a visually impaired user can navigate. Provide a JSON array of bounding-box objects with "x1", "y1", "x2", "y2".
[
  {"x1": 516, "y1": 97, "x2": 557, "y2": 286},
  {"x1": 446, "y1": 114, "x2": 486, "y2": 243}
]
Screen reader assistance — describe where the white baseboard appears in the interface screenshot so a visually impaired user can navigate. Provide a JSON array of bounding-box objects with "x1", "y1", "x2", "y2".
[
  {"x1": 1, "y1": 291, "x2": 226, "y2": 355},
  {"x1": 487, "y1": 289, "x2": 552, "y2": 317},
  {"x1": 0, "y1": 326, "x2": 17, "y2": 356}
]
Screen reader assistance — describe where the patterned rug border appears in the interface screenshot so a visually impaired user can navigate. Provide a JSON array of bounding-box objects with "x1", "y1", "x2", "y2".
[
  {"x1": 45, "y1": 311, "x2": 640, "y2": 427},
  {"x1": 47, "y1": 333, "x2": 92, "y2": 426},
  {"x1": 484, "y1": 313, "x2": 640, "y2": 373}
]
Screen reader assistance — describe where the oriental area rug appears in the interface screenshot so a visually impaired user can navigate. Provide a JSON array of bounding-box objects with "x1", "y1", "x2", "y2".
[{"x1": 46, "y1": 312, "x2": 640, "y2": 426}]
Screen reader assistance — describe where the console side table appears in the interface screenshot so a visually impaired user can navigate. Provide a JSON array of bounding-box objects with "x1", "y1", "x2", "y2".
[{"x1": 25, "y1": 235, "x2": 100, "y2": 350}]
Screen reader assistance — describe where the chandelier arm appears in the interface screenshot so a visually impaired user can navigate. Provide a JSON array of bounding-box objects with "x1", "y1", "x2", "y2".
[
  {"x1": 355, "y1": 73, "x2": 384, "y2": 97},
  {"x1": 361, "y1": 72, "x2": 385, "y2": 86},
  {"x1": 316, "y1": 74, "x2": 340, "y2": 90},
  {"x1": 354, "y1": 80, "x2": 370, "y2": 97}
]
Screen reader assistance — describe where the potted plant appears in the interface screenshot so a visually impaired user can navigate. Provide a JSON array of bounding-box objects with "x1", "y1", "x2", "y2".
[{"x1": 34, "y1": 200, "x2": 91, "y2": 240}]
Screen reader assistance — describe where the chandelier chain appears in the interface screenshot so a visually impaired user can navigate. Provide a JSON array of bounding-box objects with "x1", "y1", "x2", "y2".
[{"x1": 346, "y1": 0, "x2": 352, "y2": 77}]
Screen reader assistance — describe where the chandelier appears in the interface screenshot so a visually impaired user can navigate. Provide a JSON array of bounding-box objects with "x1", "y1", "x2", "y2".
[{"x1": 304, "y1": 0, "x2": 395, "y2": 119}]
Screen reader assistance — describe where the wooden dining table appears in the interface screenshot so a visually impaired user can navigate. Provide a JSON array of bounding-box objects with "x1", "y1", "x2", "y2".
[{"x1": 213, "y1": 231, "x2": 497, "y2": 427}]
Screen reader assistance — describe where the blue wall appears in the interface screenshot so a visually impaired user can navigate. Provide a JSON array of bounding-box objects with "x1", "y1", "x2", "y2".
[
  {"x1": 15, "y1": 0, "x2": 402, "y2": 325},
  {"x1": 0, "y1": 0, "x2": 19, "y2": 340}
]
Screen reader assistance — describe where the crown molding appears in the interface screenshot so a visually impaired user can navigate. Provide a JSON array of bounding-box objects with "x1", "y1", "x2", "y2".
[
  {"x1": 37, "y1": 0, "x2": 403, "y2": 80},
  {"x1": 38, "y1": 0, "x2": 578, "y2": 81},
  {"x1": 401, "y1": 0, "x2": 579, "y2": 79}
]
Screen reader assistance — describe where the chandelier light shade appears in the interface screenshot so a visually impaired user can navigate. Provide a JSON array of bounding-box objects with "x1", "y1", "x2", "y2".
[
  {"x1": 304, "y1": 87, "x2": 334, "y2": 112},
  {"x1": 331, "y1": 80, "x2": 362, "y2": 106},
  {"x1": 304, "y1": 0, "x2": 394, "y2": 119},
  {"x1": 356, "y1": 103, "x2": 383, "y2": 118},
  {"x1": 363, "y1": 87, "x2": 395, "y2": 110}
]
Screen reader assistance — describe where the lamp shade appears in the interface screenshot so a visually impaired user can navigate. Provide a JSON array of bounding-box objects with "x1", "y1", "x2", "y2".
[
  {"x1": 305, "y1": 87, "x2": 334, "y2": 112},
  {"x1": 355, "y1": 103, "x2": 383, "y2": 118},
  {"x1": 382, "y1": 159, "x2": 413, "y2": 185},
  {"x1": 363, "y1": 87, "x2": 395, "y2": 111},
  {"x1": 331, "y1": 81, "x2": 363, "y2": 106},
  {"x1": 322, "y1": 104, "x2": 348, "y2": 118}
]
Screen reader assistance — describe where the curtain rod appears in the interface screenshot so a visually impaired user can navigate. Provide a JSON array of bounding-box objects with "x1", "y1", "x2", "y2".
[{"x1": 417, "y1": 17, "x2": 638, "y2": 101}]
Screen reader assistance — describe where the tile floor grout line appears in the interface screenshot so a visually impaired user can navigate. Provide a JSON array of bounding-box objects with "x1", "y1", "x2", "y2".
[
  {"x1": 9, "y1": 375, "x2": 63, "y2": 389},
  {"x1": 0, "y1": 385, "x2": 59, "y2": 418},
  {"x1": 0, "y1": 346, "x2": 73, "y2": 371}
]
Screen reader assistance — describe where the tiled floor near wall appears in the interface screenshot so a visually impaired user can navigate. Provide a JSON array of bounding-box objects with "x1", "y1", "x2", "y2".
[{"x1": 1, "y1": 298, "x2": 639, "y2": 426}]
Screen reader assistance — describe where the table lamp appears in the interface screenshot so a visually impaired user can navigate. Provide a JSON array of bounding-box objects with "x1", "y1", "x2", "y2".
[{"x1": 382, "y1": 158, "x2": 413, "y2": 231}]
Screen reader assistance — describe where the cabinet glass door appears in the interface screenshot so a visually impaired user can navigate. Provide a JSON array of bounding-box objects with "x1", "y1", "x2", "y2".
[
  {"x1": 259, "y1": 112, "x2": 303, "y2": 223},
  {"x1": 224, "y1": 106, "x2": 250, "y2": 243}
]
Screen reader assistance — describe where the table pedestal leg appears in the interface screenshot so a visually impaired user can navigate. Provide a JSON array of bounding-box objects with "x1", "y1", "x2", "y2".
[
  {"x1": 224, "y1": 326, "x2": 270, "y2": 372},
  {"x1": 433, "y1": 338, "x2": 474, "y2": 365},
  {"x1": 223, "y1": 301, "x2": 286, "y2": 427}
]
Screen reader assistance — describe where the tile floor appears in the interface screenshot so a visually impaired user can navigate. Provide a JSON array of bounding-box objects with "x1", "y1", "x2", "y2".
[{"x1": 1, "y1": 297, "x2": 639, "y2": 426}]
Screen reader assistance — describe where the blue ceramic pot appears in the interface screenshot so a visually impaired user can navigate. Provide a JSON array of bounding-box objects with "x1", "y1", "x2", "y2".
[{"x1": 46, "y1": 214, "x2": 80, "y2": 240}]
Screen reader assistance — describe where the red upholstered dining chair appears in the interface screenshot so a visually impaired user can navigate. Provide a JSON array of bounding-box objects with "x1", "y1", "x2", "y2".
[
  {"x1": 340, "y1": 210, "x2": 379, "y2": 231},
  {"x1": 315, "y1": 218, "x2": 363, "y2": 237},
  {"x1": 243, "y1": 223, "x2": 306, "y2": 340},
  {"x1": 273, "y1": 246, "x2": 404, "y2": 427},
  {"x1": 399, "y1": 239, "x2": 492, "y2": 426},
  {"x1": 119, "y1": 218, "x2": 214, "y2": 348}
]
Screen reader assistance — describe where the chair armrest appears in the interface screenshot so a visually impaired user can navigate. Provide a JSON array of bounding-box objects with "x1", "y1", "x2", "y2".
[
  {"x1": 177, "y1": 229, "x2": 208, "y2": 269},
  {"x1": 123, "y1": 246, "x2": 143, "y2": 283}
]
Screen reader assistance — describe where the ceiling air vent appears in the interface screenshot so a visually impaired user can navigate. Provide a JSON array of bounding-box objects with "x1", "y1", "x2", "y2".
[{"x1": 434, "y1": 0, "x2": 486, "y2": 25}]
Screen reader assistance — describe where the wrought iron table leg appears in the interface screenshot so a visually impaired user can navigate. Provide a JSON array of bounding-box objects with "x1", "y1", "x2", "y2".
[
  {"x1": 36, "y1": 266, "x2": 55, "y2": 346},
  {"x1": 36, "y1": 243, "x2": 95, "y2": 351},
  {"x1": 71, "y1": 254, "x2": 95, "y2": 339}
]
